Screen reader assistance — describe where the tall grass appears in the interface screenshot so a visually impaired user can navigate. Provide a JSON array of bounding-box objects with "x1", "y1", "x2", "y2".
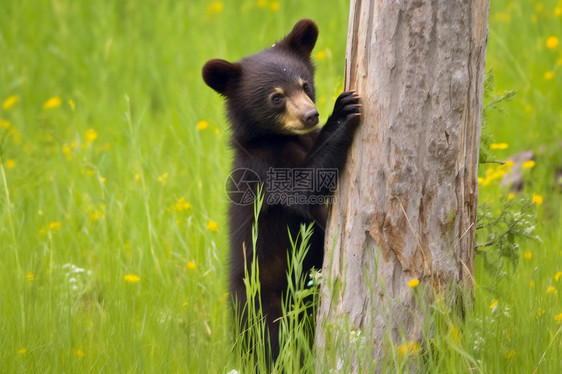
[
  {"x1": 233, "y1": 185, "x2": 271, "y2": 370},
  {"x1": 1, "y1": 0, "x2": 561, "y2": 372},
  {"x1": 231, "y1": 187, "x2": 319, "y2": 372}
]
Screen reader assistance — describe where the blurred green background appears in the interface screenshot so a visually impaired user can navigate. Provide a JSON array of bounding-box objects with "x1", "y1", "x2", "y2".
[{"x1": 1, "y1": 0, "x2": 561, "y2": 372}]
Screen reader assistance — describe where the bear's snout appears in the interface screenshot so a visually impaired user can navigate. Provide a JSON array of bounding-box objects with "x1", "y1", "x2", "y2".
[{"x1": 302, "y1": 108, "x2": 319, "y2": 127}]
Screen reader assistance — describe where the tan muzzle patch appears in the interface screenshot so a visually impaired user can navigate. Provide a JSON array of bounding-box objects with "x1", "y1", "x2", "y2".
[{"x1": 282, "y1": 92, "x2": 319, "y2": 134}]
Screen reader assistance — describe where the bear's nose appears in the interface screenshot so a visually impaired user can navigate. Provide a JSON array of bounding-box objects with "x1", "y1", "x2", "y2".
[{"x1": 303, "y1": 109, "x2": 319, "y2": 126}]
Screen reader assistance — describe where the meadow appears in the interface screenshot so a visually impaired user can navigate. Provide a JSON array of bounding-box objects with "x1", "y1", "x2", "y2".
[{"x1": 0, "y1": 0, "x2": 561, "y2": 372}]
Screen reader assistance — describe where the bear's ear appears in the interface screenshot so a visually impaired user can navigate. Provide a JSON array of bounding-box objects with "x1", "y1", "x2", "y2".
[
  {"x1": 202, "y1": 59, "x2": 242, "y2": 96},
  {"x1": 276, "y1": 19, "x2": 318, "y2": 58}
]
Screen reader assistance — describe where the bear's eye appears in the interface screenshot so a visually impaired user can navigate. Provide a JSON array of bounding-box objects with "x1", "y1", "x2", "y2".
[
  {"x1": 302, "y1": 82, "x2": 310, "y2": 92},
  {"x1": 271, "y1": 93, "x2": 284, "y2": 104}
]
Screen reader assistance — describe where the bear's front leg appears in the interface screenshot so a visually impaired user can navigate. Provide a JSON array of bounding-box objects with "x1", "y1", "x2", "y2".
[{"x1": 305, "y1": 91, "x2": 361, "y2": 171}]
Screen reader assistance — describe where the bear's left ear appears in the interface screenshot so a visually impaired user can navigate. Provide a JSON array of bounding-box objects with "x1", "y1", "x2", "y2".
[{"x1": 276, "y1": 19, "x2": 318, "y2": 58}]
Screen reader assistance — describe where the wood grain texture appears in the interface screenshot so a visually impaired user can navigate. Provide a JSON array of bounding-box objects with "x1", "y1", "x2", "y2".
[{"x1": 316, "y1": 0, "x2": 490, "y2": 370}]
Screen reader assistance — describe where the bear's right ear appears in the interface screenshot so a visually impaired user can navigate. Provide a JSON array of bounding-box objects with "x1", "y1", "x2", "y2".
[
  {"x1": 202, "y1": 59, "x2": 242, "y2": 96},
  {"x1": 276, "y1": 19, "x2": 319, "y2": 58}
]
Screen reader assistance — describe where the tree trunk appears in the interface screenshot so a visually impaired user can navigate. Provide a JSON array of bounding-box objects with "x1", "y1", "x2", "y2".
[{"x1": 315, "y1": 0, "x2": 490, "y2": 370}]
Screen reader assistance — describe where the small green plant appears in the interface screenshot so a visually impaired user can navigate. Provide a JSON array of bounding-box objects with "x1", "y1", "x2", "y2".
[
  {"x1": 276, "y1": 222, "x2": 318, "y2": 373},
  {"x1": 476, "y1": 69, "x2": 540, "y2": 286},
  {"x1": 475, "y1": 196, "x2": 540, "y2": 287}
]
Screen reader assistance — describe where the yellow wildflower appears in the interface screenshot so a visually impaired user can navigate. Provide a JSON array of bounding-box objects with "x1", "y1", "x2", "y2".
[
  {"x1": 182, "y1": 301, "x2": 188, "y2": 307},
  {"x1": 482, "y1": 162, "x2": 512, "y2": 186},
  {"x1": 197, "y1": 120, "x2": 209, "y2": 131},
  {"x1": 532, "y1": 194, "x2": 544, "y2": 205},
  {"x1": 546, "y1": 285, "x2": 557, "y2": 294},
  {"x1": 90, "y1": 211, "x2": 101, "y2": 221},
  {"x1": 62, "y1": 145, "x2": 72, "y2": 158},
  {"x1": 546, "y1": 36, "x2": 559, "y2": 49},
  {"x1": 555, "y1": 272, "x2": 562, "y2": 282},
  {"x1": 507, "y1": 192, "x2": 515, "y2": 199},
  {"x1": 6, "y1": 159, "x2": 15, "y2": 169},
  {"x1": 257, "y1": 0, "x2": 267, "y2": 7},
  {"x1": 478, "y1": 177, "x2": 484, "y2": 184},
  {"x1": 522, "y1": 160, "x2": 535, "y2": 169},
  {"x1": 124, "y1": 274, "x2": 140, "y2": 284},
  {"x1": 158, "y1": 172, "x2": 168, "y2": 184},
  {"x1": 555, "y1": 313, "x2": 562, "y2": 323},
  {"x1": 17, "y1": 348, "x2": 27, "y2": 355},
  {"x1": 490, "y1": 300, "x2": 498, "y2": 311},
  {"x1": 556, "y1": 7, "x2": 562, "y2": 16},
  {"x1": 530, "y1": 279, "x2": 535, "y2": 287},
  {"x1": 206, "y1": 1, "x2": 223, "y2": 16},
  {"x1": 2, "y1": 95, "x2": 19, "y2": 110},
  {"x1": 544, "y1": 71, "x2": 555, "y2": 80},
  {"x1": 26, "y1": 272, "x2": 35, "y2": 281},
  {"x1": 68, "y1": 99, "x2": 75, "y2": 111},
  {"x1": 269, "y1": 1, "x2": 280, "y2": 11},
  {"x1": 448, "y1": 325, "x2": 460, "y2": 343},
  {"x1": 316, "y1": 50, "x2": 327, "y2": 60},
  {"x1": 490, "y1": 142, "x2": 508, "y2": 150},
  {"x1": 85, "y1": 129, "x2": 98, "y2": 142},
  {"x1": 43, "y1": 96, "x2": 62, "y2": 110},
  {"x1": 408, "y1": 278, "x2": 420, "y2": 288},
  {"x1": 397, "y1": 341, "x2": 420, "y2": 357},
  {"x1": 538, "y1": 308, "x2": 545, "y2": 316},
  {"x1": 88, "y1": 204, "x2": 105, "y2": 221},
  {"x1": 174, "y1": 198, "x2": 192, "y2": 212},
  {"x1": 187, "y1": 261, "x2": 196, "y2": 270},
  {"x1": 49, "y1": 221, "x2": 61, "y2": 230},
  {"x1": 524, "y1": 251, "x2": 532, "y2": 260},
  {"x1": 73, "y1": 348, "x2": 84, "y2": 358},
  {"x1": 207, "y1": 220, "x2": 219, "y2": 232}
]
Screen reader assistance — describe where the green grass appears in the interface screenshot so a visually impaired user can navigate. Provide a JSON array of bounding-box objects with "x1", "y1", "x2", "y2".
[{"x1": 1, "y1": 0, "x2": 561, "y2": 372}]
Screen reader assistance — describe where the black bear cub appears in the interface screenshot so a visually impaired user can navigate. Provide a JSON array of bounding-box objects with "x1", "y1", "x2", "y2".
[{"x1": 202, "y1": 19, "x2": 360, "y2": 360}]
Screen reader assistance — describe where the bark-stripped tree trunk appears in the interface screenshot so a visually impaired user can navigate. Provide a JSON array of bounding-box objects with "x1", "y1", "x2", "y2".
[{"x1": 316, "y1": 0, "x2": 490, "y2": 370}]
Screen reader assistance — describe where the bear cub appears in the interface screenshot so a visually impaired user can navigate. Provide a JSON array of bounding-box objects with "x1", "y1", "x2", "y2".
[{"x1": 202, "y1": 19, "x2": 361, "y2": 360}]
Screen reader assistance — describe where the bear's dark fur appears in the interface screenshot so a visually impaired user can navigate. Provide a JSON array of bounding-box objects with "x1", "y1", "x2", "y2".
[{"x1": 202, "y1": 19, "x2": 360, "y2": 360}]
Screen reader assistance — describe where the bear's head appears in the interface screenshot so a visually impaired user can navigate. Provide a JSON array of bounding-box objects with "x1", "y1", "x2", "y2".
[{"x1": 202, "y1": 19, "x2": 320, "y2": 141}]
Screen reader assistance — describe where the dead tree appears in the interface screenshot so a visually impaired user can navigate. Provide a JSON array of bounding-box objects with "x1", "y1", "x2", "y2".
[{"x1": 315, "y1": 0, "x2": 490, "y2": 370}]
